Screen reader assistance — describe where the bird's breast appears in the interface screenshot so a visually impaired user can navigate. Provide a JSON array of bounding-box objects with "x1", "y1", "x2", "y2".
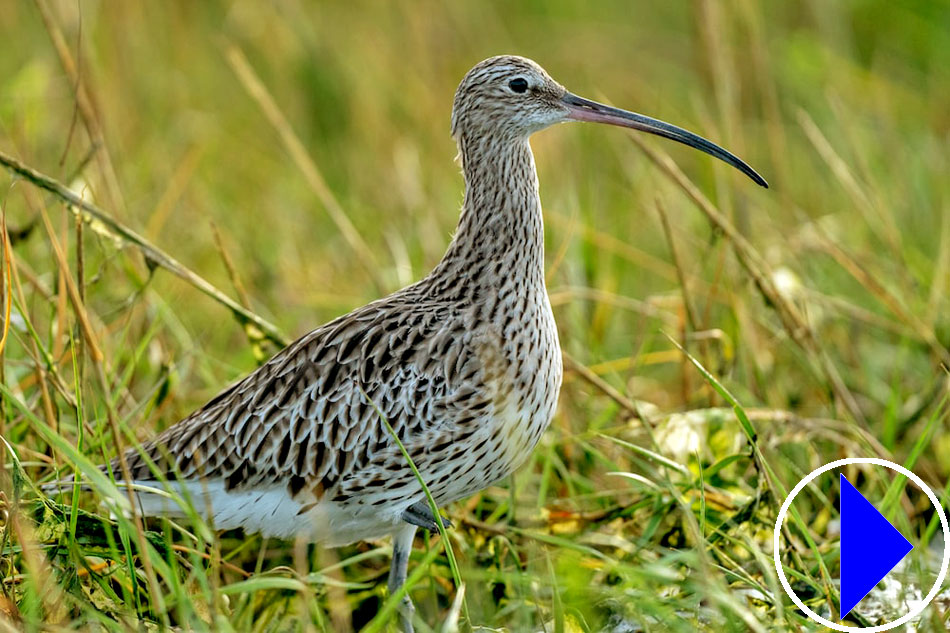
[{"x1": 479, "y1": 287, "x2": 562, "y2": 475}]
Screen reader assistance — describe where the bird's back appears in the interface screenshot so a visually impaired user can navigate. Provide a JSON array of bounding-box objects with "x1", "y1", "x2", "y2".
[{"x1": 113, "y1": 271, "x2": 560, "y2": 544}]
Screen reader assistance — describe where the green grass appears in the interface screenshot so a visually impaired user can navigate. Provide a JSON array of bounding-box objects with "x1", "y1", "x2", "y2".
[{"x1": 1, "y1": 1, "x2": 949, "y2": 631}]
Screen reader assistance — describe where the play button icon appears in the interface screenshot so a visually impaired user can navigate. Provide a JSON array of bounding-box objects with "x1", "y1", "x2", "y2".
[
  {"x1": 774, "y1": 457, "x2": 950, "y2": 631},
  {"x1": 839, "y1": 474, "x2": 914, "y2": 618}
]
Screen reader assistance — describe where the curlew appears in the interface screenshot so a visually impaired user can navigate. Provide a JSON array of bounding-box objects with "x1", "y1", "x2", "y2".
[{"x1": 75, "y1": 56, "x2": 766, "y2": 631}]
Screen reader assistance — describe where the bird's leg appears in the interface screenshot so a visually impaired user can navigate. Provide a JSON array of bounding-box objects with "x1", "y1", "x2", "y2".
[
  {"x1": 389, "y1": 523, "x2": 417, "y2": 633},
  {"x1": 400, "y1": 501, "x2": 453, "y2": 534}
]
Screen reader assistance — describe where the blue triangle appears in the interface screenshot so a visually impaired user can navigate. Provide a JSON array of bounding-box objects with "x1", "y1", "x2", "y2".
[{"x1": 839, "y1": 474, "x2": 914, "y2": 619}]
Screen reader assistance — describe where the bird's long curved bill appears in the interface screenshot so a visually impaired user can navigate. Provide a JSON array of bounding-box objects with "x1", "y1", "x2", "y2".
[{"x1": 562, "y1": 93, "x2": 768, "y2": 188}]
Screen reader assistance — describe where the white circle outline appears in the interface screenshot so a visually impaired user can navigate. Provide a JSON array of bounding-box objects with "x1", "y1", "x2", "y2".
[{"x1": 773, "y1": 457, "x2": 949, "y2": 632}]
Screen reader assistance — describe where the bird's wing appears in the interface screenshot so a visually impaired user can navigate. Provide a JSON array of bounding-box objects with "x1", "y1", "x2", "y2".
[{"x1": 113, "y1": 292, "x2": 496, "y2": 497}]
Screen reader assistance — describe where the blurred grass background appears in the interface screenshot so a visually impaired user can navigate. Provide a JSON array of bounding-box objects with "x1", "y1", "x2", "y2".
[{"x1": 0, "y1": 0, "x2": 949, "y2": 631}]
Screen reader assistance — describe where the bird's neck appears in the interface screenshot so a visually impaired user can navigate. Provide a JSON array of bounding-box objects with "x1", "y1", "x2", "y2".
[{"x1": 429, "y1": 133, "x2": 545, "y2": 296}]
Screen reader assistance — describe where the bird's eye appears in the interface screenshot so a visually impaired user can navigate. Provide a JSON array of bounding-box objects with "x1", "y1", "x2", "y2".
[{"x1": 508, "y1": 78, "x2": 528, "y2": 93}]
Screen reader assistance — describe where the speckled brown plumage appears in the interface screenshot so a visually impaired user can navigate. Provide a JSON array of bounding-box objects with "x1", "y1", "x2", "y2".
[{"x1": 115, "y1": 57, "x2": 565, "y2": 546}]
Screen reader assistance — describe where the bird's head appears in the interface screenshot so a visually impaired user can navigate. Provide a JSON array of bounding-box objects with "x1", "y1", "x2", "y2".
[
  {"x1": 451, "y1": 55, "x2": 767, "y2": 188},
  {"x1": 451, "y1": 56, "x2": 568, "y2": 140}
]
